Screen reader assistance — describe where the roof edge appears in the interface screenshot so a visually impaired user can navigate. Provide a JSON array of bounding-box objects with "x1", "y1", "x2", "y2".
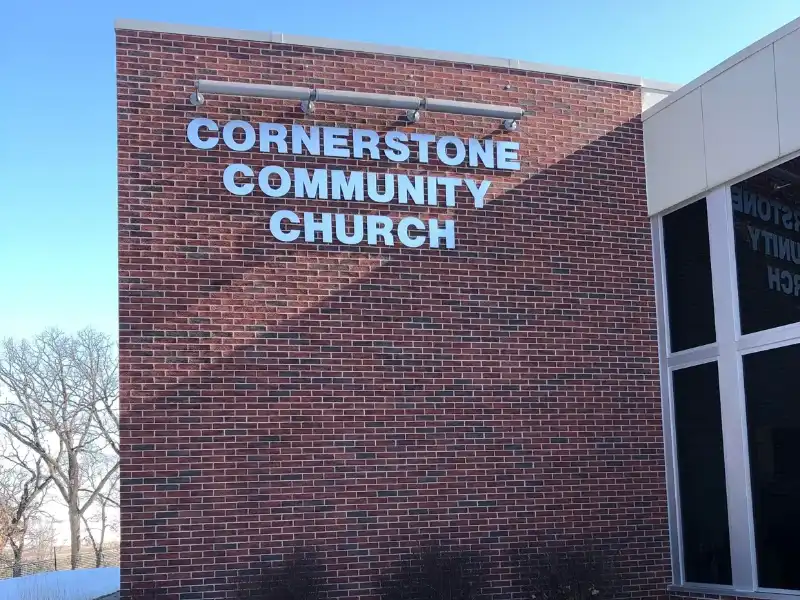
[
  {"x1": 642, "y1": 15, "x2": 800, "y2": 120},
  {"x1": 114, "y1": 18, "x2": 678, "y2": 90}
]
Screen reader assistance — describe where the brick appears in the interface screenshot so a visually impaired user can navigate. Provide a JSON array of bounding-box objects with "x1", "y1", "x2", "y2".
[{"x1": 118, "y1": 26, "x2": 668, "y2": 600}]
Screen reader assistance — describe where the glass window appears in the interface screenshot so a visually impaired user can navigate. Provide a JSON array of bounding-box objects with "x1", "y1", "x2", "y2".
[
  {"x1": 672, "y1": 362, "x2": 732, "y2": 585},
  {"x1": 732, "y1": 157, "x2": 800, "y2": 334},
  {"x1": 743, "y1": 343, "x2": 800, "y2": 590},
  {"x1": 663, "y1": 198, "x2": 716, "y2": 352}
]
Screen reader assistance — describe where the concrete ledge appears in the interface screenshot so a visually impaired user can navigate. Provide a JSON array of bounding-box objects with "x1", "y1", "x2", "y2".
[{"x1": 114, "y1": 18, "x2": 680, "y2": 92}]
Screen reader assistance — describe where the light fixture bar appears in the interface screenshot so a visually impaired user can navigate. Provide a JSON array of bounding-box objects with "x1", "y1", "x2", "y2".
[
  {"x1": 314, "y1": 89, "x2": 421, "y2": 110},
  {"x1": 424, "y1": 97, "x2": 523, "y2": 120},
  {"x1": 191, "y1": 79, "x2": 523, "y2": 129}
]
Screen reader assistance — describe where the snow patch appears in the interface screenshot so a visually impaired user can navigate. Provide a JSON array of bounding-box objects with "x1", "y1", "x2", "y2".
[{"x1": 0, "y1": 567, "x2": 120, "y2": 600}]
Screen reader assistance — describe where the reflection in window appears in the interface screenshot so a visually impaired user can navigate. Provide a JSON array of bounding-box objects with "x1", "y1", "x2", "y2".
[
  {"x1": 672, "y1": 362, "x2": 732, "y2": 585},
  {"x1": 663, "y1": 199, "x2": 716, "y2": 352},
  {"x1": 743, "y1": 344, "x2": 800, "y2": 590},
  {"x1": 732, "y1": 157, "x2": 800, "y2": 334}
]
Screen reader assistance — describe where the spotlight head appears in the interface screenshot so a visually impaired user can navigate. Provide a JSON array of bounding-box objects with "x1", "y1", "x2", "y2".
[
  {"x1": 502, "y1": 119, "x2": 519, "y2": 132},
  {"x1": 300, "y1": 100, "x2": 316, "y2": 115},
  {"x1": 189, "y1": 92, "x2": 205, "y2": 107},
  {"x1": 406, "y1": 109, "x2": 421, "y2": 123}
]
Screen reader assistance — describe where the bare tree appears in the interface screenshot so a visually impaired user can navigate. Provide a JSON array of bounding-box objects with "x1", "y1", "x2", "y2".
[
  {"x1": 24, "y1": 514, "x2": 58, "y2": 563},
  {"x1": 0, "y1": 441, "x2": 51, "y2": 576},
  {"x1": 81, "y1": 454, "x2": 119, "y2": 567},
  {"x1": 0, "y1": 497, "x2": 10, "y2": 552},
  {"x1": 0, "y1": 328, "x2": 119, "y2": 570}
]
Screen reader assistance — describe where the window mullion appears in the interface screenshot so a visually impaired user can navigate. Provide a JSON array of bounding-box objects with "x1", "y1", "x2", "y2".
[
  {"x1": 652, "y1": 216, "x2": 684, "y2": 584},
  {"x1": 707, "y1": 185, "x2": 758, "y2": 591}
]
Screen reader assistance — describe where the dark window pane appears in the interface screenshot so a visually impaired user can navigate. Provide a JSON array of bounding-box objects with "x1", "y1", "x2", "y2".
[
  {"x1": 732, "y1": 157, "x2": 800, "y2": 334},
  {"x1": 673, "y1": 362, "x2": 732, "y2": 585},
  {"x1": 743, "y1": 344, "x2": 800, "y2": 590},
  {"x1": 663, "y1": 199, "x2": 716, "y2": 351}
]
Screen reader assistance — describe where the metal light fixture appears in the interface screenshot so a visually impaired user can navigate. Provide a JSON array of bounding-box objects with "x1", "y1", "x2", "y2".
[
  {"x1": 300, "y1": 90, "x2": 317, "y2": 115},
  {"x1": 406, "y1": 109, "x2": 421, "y2": 123},
  {"x1": 191, "y1": 80, "x2": 524, "y2": 130},
  {"x1": 189, "y1": 92, "x2": 205, "y2": 106}
]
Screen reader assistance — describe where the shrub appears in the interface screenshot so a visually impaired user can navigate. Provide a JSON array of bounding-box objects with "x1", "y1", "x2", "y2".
[
  {"x1": 378, "y1": 546, "x2": 488, "y2": 600},
  {"x1": 510, "y1": 544, "x2": 622, "y2": 600},
  {"x1": 237, "y1": 547, "x2": 325, "y2": 600}
]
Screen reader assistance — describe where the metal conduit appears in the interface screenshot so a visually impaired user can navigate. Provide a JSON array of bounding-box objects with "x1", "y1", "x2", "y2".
[{"x1": 192, "y1": 79, "x2": 524, "y2": 127}]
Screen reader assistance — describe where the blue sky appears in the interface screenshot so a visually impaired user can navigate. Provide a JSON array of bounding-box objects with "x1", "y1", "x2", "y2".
[{"x1": 1, "y1": 0, "x2": 798, "y2": 340}]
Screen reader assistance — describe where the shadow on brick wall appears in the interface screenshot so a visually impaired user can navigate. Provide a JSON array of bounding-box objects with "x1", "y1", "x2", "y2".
[{"x1": 119, "y1": 117, "x2": 668, "y2": 600}]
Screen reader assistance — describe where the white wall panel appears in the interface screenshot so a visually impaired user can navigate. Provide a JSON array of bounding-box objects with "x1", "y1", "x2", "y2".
[
  {"x1": 702, "y1": 47, "x2": 780, "y2": 188},
  {"x1": 775, "y1": 28, "x2": 800, "y2": 155},
  {"x1": 644, "y1": 89, "x2": 707, "y2": 215},
  {"x1": 642, "y1": 89, "x2": 671, "y2": 112}
]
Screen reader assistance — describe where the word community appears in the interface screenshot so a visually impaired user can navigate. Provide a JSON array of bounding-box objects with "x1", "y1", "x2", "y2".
[
  {"x1": 734, "y1": 186, "x2": 800, "y2": 297},
  {"x1": 187, "y1": 119, "x2": 521, "y2": 249}
]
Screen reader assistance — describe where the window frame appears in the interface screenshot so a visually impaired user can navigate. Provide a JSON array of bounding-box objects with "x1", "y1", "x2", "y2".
[{"x1": 654, "y1": 180, "x2": 800, "y2": 598}]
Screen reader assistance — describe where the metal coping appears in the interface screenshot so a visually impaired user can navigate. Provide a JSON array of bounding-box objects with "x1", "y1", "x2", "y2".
[
  {"x1": 642, "y1": 15, "x2": 800, "y2": 120},
  {"x1": 115, "y1": 18, "x2": 680, "y2": 93}
]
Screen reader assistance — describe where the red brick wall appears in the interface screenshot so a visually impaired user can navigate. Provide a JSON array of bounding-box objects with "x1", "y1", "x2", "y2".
[{"x1": 117, "y1": 27, "x2": 668, "y2": 599}]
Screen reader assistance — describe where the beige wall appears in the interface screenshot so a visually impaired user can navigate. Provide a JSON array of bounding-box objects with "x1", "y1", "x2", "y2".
[{"x1": 643, "y1": 17, "x2": 800, "y2": 216}]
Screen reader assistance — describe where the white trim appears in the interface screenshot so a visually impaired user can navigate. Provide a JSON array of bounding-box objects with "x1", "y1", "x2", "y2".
[
  {"x1": 650, "y1": 147, "x2": 800, "y2": 221},
  {"x1": 739, "y1": 322, "x2": 800, "y2": 354},
  {"x1": 670, "y1": 583, "x2": 800, "y2": 599},
  {"x1": 667, "y1": 343, "x2": 719, "y2": 367},
  {"x1": 707, "y1": 186, "x2": 758, "y2": 590},
  {"x1": 113, "y1": 18, "x2": 680, "y2": 91},
  {"x1": 653, "y1": 217, "x2": 684, "y2": 584}
]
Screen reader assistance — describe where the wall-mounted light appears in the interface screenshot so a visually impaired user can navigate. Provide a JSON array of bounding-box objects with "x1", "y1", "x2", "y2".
[
  {"x1": 191, "y1": 80, "x2": 524, "y2": 131},
  {"x1": 406, "y1": 109, "x2": 421, "y2": 123}
]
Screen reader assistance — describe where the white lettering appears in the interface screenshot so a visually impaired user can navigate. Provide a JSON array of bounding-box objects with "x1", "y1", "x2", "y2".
[
  {"x1": 367, "y1": 173, "x2": 395, "y2": 203},
  {"x1": 222, "y1": 120, "x2": 256, "y2": 152},
  {"x1": 291, "y1": 125, "x2": 320, "y2": 155},
  {"x1": 323, "y1": 127, "x2": 350, "y2": 158},
  {"x1": 397, "y1": 175, "x2": 426, "y2": 205},
  {"x1": 398, "y1": 217, "x2": 426, "y2": 248},
  {"x1": 353, "y1": 129, "x2": 380, "y2": 160},
  {"x1": 187, "y1": 118, "x2": 219, "y2": 150},
  {"x1": 367, "y1": 215, "x2": 395, "y2": 245},
  {"x1": 429, "y1": 219, "x2": 456, "y2": 249},
  {"x1": 258, "y1": 166, "x2": 291, "y2": 197},
  {"x1": 468, "y1": 138, "x2": 494, "y2": 168},
  {"x1": 731, "y1": 187, "x2": 743, "y2": 213},
  {"x1": 436, "y1": 136, "x2": 466, "y2": 167},
  {"x1": 768, "y1": 265, "x2": 782, "y2": 291},
  {"x1": 496, "y1": 141, "x2": 521, "y2": 170},
  {"x1": 295, "y1": 168, "x2": 328, "y2": 199},
  {"x1": 427, "y1": 177, "x2": 439, "y2": 206},
  {"x1": 330, "y1": 171, "x2": 364, "y2": 201},
  {"x1": 223, "y1": 164, "x2": 254, "y2": 196},
  {"x1": 270, "y1": 210, "x2": 300, "y2": 242},
  {"x1": 410, "y1": 133, "x2": 436, "y2": 163},
  {"x1": 465, "y1": 179, "x2": 491, "y2": 208},
  {"x1": 335, "y1": 214, "x2": 364, "y2": 244},
  {"x1": 385, "y1": 131, "x2": 410, "y2": 162},
  {"x1": 748, "y1": 225, "x2": 762, "y2": 252},
  {"x1": 259, "y1": 124, "x2": 288, "y2": 153},
  {"x1": 438, "y1": 177, "x2": 462, "y2": 207},
  {"x1": 304, "y1": 212, "x2": 333, "y2": 243}
]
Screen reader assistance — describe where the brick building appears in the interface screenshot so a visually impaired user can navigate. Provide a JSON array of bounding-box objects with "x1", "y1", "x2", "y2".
[{"x1": 116, "y1": 17, "x2": 800, "y2": 600}]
